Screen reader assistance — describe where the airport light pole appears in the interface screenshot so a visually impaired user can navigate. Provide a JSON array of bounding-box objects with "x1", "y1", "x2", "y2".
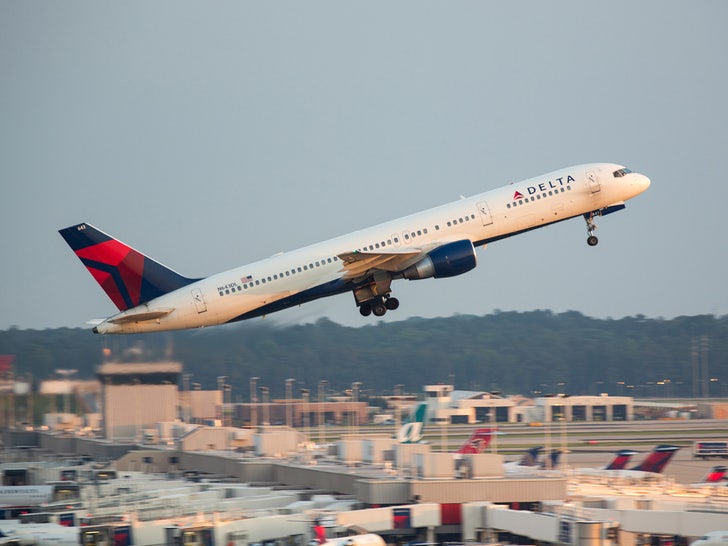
[
  {"x1": 223, "y1": 384, "x2": 231, "y2": 427},
  {"x1": 260, "y1": 386, "x2": 270, "y2": 427},
  {"x1": 300, "y1": 388, "x2": 310, "y2": 442},
  {"x1": 352, "y1": 382, "x2": 362, "y2": 435},
  {"x1": 318, "y1": 380, "x2": 328, "y2": 444},
  {"x1": 285, "y1": 379, "x2": 295, "y2": 428},
  {"x1": 250, "y1": 377, "x2": 259, "y2": 429}
]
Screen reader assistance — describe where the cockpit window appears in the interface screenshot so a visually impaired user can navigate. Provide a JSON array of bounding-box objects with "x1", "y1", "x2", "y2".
[{"x1": 613, "y1": 168, "x2": 632, "y2": 177}]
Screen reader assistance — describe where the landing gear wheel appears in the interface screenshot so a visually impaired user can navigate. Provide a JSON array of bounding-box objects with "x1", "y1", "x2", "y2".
[
  {"x1": 385, "y1": 297, "x2": 400, "y2": 310},
  {"x1": 359, "y1": 303, "x2": 372, "y2": 317},
  {"x1": 372, "y1": 302, "x2": 387, "y2": 317},
  {"x1": 584, "y1": 212, "x2": 599, "y2": 246}
]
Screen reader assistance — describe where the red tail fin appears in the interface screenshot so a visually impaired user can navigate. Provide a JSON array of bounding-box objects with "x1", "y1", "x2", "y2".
[
  {"x1": 632, "y1": 445, "x2": 680, "y2": 473},
  {"x1": 60, "y1": 223, "x2": 198, "y2": 311},
  {"x1": 605, "y1": 449, "x2": 640, "y2": 470},
  {"x1": 702, "y1": 466, "x2": 728, "y2": 483},
  {"x1": 457, "y1": 428, "x2": 496, "y2": 454}
]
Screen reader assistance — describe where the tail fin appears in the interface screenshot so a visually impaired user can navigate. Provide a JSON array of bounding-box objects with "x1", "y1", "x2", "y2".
[
  {"x1": 542, "y1": 450, "x2": 561, "y2": 469},
  {"x1": 457, "y1": 428, "x2": 496, "y2": 454},
  {"x1": 631, "y1": 445, "x2": 680, "y2": 473},
  {"x1": 605, "y1": 449, "x2": 640, "y2": 470},
  {"x1": 701, "y1": 465, "x2": 728, "y2": 483},
  {"x1": 395, "y1": 403, "x2": 428, "y2": 444},
  {"x1": 59, "y1": 223, "x2": 198, "y2": 311},
  {"x1": 518, "y1": 446, "x2": 543, "y2": 467}
]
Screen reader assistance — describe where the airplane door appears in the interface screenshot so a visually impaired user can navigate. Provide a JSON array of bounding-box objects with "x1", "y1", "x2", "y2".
[
  {"x1": 477, "y1": 201, "x2": 494, "y2": 226},
  {"x1": 587, "y1": 171, "x2": 601, "y2": 193},
  {"x1": 191, "y1": 288, "x2": 207, "y2": 314}
]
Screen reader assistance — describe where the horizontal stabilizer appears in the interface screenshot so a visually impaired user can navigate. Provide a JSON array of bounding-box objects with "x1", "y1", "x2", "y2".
[{"x1": 108, "y1": 308, "x2": 175, "y2": 324}]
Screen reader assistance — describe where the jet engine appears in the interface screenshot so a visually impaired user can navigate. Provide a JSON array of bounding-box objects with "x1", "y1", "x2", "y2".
[{"x1": 402, "y1": 239, "x2": 477, "y2": 280}]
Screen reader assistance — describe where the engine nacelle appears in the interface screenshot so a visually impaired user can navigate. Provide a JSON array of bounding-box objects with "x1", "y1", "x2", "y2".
[{"x1": 403, "y1": 239, "x2": 477, "y2": 280}]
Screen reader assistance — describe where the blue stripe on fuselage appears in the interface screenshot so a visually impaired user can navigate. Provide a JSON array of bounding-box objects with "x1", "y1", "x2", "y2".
[{"x1": 226, "y1": 277, "x2": 355, "y2": 322}]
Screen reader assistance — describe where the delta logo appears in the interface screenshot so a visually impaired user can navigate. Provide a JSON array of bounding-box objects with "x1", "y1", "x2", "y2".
[{"x1": 513, "y1": 191, "x2": 524, "y2": 200}]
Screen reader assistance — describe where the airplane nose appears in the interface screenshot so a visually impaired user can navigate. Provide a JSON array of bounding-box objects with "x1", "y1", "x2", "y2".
[{"x1": 634, "y1": 173, "x2": 651, "y2": 193}]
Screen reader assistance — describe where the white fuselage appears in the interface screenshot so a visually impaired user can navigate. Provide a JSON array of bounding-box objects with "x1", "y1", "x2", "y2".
[{"x1": 96, "y1": 163, "x2": 650, "y2": 333}]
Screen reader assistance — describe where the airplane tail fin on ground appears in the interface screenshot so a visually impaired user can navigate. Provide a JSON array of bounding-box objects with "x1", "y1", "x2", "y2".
[
  {"x1": 395, "y1": 403, "x2": 428, "y2": 444},
  {"x1": 702, "y1": 465, "x2": 728, "y2": 483},
  {"x1": 605, "y1": 449, "x2": 640, "y2": 470},
  {"x1": 456, "y1": 428, "x2": 496, "y2": 454},
  {"x1": 631, "y1": 445, "x2": 680, "y2": 473},
  {"x1": 545, "y1": 449, "x2": 562, "y2": 469},
  {"x1": 519, "y1": 446, "x2": 544, "y2": 467},
  {"x1": 59, "y1": 223, "x2": 199, "y2": 311}
]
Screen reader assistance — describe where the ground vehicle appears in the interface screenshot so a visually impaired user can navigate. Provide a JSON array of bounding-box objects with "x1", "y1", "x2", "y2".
[{"x1": 693, "y1": 441, "x2": 728, "y2": 459}]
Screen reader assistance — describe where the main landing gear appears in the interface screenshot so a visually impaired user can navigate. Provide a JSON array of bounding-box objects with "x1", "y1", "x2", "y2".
[
  {"x1": 359, "y1": 296, "x2": 400, "y2": 317},
  {"x1": 584, "y1": 212, "x2": 599, "y2": 246}
]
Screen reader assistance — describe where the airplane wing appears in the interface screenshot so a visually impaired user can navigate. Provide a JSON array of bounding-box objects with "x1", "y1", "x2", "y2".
[{"x1": 338, "y1": 243, "x2": 443, "y2": 280}]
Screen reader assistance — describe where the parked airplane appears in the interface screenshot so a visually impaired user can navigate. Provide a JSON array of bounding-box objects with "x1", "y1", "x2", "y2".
[
  {"x1": 629, "y1": 444, "x2": 680, "y2": 473},
  {"x1": 0, "y1": 486, "x2": 53, "y2": 508},
  {"x1": 604, "y1": 449, "x2": 640, "y2": 470},
  {"x1": 395, "y1": 403, "x2": 428, "y2": 444},
  {"x1": 692, "y1": 465, "x2": 728, "y2": 487},
  {"x1": 690, "y1": 531, "x2": 728, "y2": 546},
  {"x1": 0, "y1": 522, "x2": 78, "y2": 546},
  {"x1": 504, "y1": 446, "x2": 563, "y2": 474},
  {"x1": 60, "y1": 163, "x2": 650, "y2": 334},
  {"x1": 576, "y1": 445, "x2": 680, "y2": 478},
  {"x1": 456, "y1": 428, "x2": 497, "y2": 454}
]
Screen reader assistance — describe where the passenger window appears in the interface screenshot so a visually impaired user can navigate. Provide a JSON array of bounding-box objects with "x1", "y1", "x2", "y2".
[
  {"x1": 303, "y1": 265, "x2": 308, "y2": 270},
  {"x1": 417, "y1": 230, "x2": 422, "y2": 236},
  {"x1": 274, "y1": 274, "x2": 278, "y2": 280}
]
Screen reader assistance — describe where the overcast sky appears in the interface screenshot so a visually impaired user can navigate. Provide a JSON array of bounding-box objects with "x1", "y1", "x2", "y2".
[{"x1": 1, "y1": 1, "x2": 726, "y2": 331}]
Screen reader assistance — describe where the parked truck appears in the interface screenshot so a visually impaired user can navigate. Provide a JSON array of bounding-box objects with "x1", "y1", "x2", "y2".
[{"x1": 693, "y1": 441, "x2": 728, "y2": 459}]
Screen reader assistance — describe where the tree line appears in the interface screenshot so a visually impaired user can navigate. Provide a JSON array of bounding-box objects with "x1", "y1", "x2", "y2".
[{"x1": 1, "y1": 311, "x2": 726, "y2": 401}]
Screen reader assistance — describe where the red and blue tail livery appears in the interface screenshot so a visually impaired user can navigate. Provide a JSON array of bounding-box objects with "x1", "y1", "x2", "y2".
[
  {"x1": 59, "y1": 163, "x2": 650, "y2": 333},
  {"x1": 59, "y1": 223, "x2": 197, "y2": 312}
]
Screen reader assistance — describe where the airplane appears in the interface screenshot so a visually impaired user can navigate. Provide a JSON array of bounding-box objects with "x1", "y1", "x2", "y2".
[
  {"x1": 604, "y1": 449, "x2": 640, "y2": 470},
  {"x1": 456, "y1": 428, "x2": 497, "y2": 454},
  {"x1": 690, "y1": 531, "x2": 728, "y2": 546},
  {"x1": 395, "y1": 403, "x2": 428, "y2": 444},
  {"x1": 59, "y1": 163, "x2": 650, "y2": 334},
  {"x1": 575, "y1": 445, "x2": 680, "y2": 478},
  {"x1": 0, "y1": 486, "x2": 54, "y2": 508},
  {"x1": 0, "y1": 523, "x2": 78, "y2": 546},
  {"x1": 692, "y1": 465, "x2": 728, "y2": 487},
  {"x1": 503, "y1": 446, "x2": 563, "y2": 474},
  {"x1": 628, "y1": 444, "x2": 680, "y2": 473}
]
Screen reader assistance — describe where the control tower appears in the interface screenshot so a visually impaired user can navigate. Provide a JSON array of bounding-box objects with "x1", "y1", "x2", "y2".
[{"x1": 97, "y1": 362, "x2": 181, "y2": 441}]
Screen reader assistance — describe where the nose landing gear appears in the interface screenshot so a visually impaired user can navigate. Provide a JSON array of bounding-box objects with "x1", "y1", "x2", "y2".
[{"x1": 584, "y1": 212, "x2": 599, "y2": 246}]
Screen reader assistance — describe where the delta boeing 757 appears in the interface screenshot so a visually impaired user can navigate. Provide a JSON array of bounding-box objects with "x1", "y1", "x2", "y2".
[{"x1": 60, "y1": 163, "x2": 650, "y2": 334}]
